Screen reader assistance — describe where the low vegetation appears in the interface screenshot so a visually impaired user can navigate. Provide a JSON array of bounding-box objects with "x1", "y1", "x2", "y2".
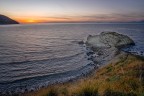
[{"x1": 24, "y1": 53, "x2": 144, "y2": 96}]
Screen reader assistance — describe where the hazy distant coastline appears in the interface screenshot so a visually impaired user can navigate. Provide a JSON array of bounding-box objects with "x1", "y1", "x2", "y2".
[{"x1": 0, "y1": 14, "x2": 19, "y2": 25}]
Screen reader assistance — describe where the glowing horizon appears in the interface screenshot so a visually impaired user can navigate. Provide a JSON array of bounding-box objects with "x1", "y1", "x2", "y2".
[{"x1": 1, "y1": 0, "x2": 144, "y2": 23}]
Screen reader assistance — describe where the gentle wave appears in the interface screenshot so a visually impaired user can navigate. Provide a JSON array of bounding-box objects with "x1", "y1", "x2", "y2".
[
  {"x1": 0, "y1": 52, "x2": 83, "y2": 65},
  {"x1": 0, "y1": 52, "x2": 86, "y2": 83}
]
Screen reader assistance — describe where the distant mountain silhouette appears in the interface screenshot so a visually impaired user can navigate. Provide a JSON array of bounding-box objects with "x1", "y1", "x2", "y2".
[
  {"x1": 130, "y1": 20, "x2": 144, "y2": 23},
  {"x1": 0, "y1": 14, "x2": 19, "y2": 24}
]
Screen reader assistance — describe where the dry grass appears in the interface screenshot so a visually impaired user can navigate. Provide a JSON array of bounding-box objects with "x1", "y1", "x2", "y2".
[{"x1": 23, "y1": 53, "x2": 144, "y2": 96}]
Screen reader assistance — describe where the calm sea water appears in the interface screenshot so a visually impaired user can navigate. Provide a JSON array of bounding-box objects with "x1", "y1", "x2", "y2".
[{"x1": 0, "y1": 23, "x2": 144, "y2": 93}]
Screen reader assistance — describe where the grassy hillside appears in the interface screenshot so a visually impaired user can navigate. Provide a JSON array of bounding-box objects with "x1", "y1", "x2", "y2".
[{"x1": 24, "y1": 53, "x2": 144, "y2": 96}]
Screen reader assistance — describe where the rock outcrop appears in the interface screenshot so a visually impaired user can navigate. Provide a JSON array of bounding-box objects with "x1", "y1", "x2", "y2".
[
  {"x1": 86, "y1": 32, "x2": 134, "y2": 48},
  {"x1": 85, "y1": 32, "x2": 135, "y2": 66},
  {"x1": 0, "y1": 14, "x2": 19, "y2": 25}
]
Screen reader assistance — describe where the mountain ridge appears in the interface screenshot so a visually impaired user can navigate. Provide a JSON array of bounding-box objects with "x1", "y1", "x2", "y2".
[{"x1": 0, "y1": 14, "x2": 19, "y2": 24}]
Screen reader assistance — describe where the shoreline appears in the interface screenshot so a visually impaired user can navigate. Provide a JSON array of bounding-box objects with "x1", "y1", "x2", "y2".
[
  {"x1": 23, "y1": 51, "x2": 144, "y2": 96},
  {"x1": 23, "y1": 32, "x2": 144, "y2": 96}
]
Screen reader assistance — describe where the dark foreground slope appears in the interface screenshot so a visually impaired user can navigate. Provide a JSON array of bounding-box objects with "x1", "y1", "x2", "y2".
[{"x1": 0, "y1": 14, "x2": 19, "y2": 24}]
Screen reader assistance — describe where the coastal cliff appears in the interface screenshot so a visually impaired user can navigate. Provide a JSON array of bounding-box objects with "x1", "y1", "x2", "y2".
[{"x1": 0, "y1": 14, "x2": 19, "y2": 25}]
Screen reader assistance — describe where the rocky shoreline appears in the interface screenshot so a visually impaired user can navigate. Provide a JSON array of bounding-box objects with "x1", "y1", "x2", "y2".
[{"x1": 22, "y1": 32, "x2": 143, "y2": 96}]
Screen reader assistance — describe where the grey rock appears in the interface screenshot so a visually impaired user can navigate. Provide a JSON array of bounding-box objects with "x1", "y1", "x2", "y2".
[
  {"x1": 86, "y1": 32, "x2": 134, "y2": 49},
  {"x1": 86, "y1": 32, "x2": 135, "y2": 66},
  {"x1": 78, "y1": 41, "x2": 85, "y2": 45}
]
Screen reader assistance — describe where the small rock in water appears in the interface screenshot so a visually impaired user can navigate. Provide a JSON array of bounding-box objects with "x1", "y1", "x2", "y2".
[
  {"x1": 87, "y1": 58, "x2": 92, "y2": 60},
  {"x1": 78, "y1": 41, "x2": 84, "y2": 45},
  {"x1": 86, "y1": 51, "x2": 94, "y2": 56}
]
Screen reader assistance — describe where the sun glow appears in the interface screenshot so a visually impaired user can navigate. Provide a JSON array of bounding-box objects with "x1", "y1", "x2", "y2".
[
  {"x1": 14, "y1": 17, "x2": 38, "y2": 23},
  {"x1": 27, "y1": 19, "x2": 35, "y2": 23}
]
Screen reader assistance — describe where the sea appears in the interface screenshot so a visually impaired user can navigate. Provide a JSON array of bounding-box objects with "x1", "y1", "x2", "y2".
[{"x1": 0, "y1": 23, "x2": 144, "y2": 94}]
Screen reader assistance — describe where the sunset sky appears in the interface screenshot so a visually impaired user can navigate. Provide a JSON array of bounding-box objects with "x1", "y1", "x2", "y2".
[{"x1": 0, "y1": 0, "x2": 144, "y2": 23}]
